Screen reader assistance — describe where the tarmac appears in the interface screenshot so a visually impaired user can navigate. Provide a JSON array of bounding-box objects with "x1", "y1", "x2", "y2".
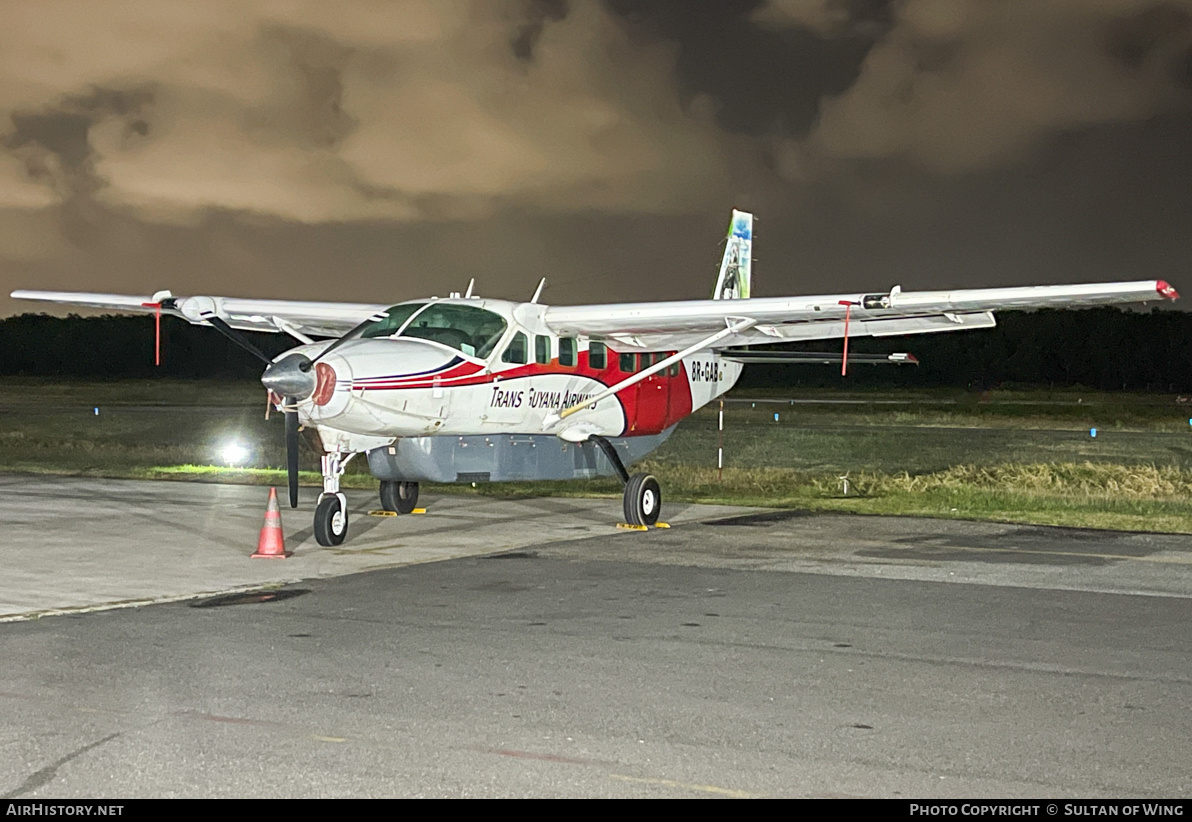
[
  {"x1": 5, "y1": 473, "x2": 1192, "y2": 620},
  {"x1": 3, "y1": 473, "x2": 1192, "y2": 797},
  {"x1": 0, "y1": 473, "x2": 753, "y2": 620}
]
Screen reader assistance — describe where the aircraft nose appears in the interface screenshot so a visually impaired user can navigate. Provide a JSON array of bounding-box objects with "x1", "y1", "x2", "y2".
[{"x1": 261, "y1": 353, "x2": 316, "y2": 400}]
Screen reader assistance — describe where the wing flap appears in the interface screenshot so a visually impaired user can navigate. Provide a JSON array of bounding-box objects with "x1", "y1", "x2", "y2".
[
  {"x1": 721, "y1": 349, "x2": 917, "y2": 365},
  {"x1": 864, "y1": 311, "x2": 997, "y2": 337}
]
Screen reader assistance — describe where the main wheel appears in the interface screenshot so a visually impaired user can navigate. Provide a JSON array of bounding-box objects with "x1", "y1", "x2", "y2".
[
  {"x1": 379, "y1": 480, "x2": 419, "y2": 514},
  {"x1": 623, "y1": 473, "x2": 661, "y2": 527},
  {"x1": 314, "y1": 495, "x2": 348, "y2": 546}
]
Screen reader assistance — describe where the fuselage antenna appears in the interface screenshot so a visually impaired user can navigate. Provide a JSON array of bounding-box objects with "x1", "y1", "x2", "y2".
[{"x1": 531, "y1": 277, "x2": 547, "y2": 304}]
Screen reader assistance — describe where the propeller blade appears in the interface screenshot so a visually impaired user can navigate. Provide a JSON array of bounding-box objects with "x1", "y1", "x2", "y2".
[
  {"x1": 309, "y1": 332, "x2": 353, "y2": 365},
  {"x1": 307, "y1": 308, "x2": 388, "y2": 365},
  {"x1": 285, "y1": 409, "x2": 300, "y2": 509},
  {"x1": 204, "y1": 315, "x2": 273, "y2": 364}
]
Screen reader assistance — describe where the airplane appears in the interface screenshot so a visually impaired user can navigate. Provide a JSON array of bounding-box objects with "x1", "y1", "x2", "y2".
[{"x1": 11, "y1": 210, "x2": 1180, "y2": 546}]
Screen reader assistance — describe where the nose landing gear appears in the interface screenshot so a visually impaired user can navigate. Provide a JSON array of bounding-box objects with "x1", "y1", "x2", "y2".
[
  {"x1": 314, "y1": 448, "x2": 354, "y2": 547},
  {"x1": 314, "y1": 494, "x2": 348, "y2": 546}
]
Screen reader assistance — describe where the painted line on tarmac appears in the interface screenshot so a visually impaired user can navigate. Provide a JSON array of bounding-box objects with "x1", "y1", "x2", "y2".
[
  {"x1": 0, "y1": 582, "x2": 303, "y2": 623},
  {"x1": 609, "y1": 773, "x2": 758, "y2": 798}
]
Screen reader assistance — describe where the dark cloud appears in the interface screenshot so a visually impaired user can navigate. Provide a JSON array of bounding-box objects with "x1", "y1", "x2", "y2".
[
  {"x1": 5, "y1": 85, "x2": 153, "y2": 199},
  {"x1": 1104, "y1": 2, "x2": 1192, "y2": 69},
  {"x1": 249, "y1": 25, "x2": 358, "y2": 149},
  {"x1": 605, "y1": 0, "x2": 890, "y2": 137},
  {"x1": 511, "y1": 0, "x2": 571, "y2": 62}
]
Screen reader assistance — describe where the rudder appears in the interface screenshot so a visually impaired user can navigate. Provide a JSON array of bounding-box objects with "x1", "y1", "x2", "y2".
[{"x1": 712, "y1": 209, "x2": 752, "y2": 300}]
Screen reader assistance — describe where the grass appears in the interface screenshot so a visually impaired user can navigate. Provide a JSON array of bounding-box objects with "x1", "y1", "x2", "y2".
[{"x1": 4, "y1": 378, "x2": 1192, "y2": 532}]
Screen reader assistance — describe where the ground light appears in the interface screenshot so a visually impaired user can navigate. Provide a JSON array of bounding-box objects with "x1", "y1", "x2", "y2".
[{"x1": 220, "y1": 442, "x2": 250, "y2": 466}]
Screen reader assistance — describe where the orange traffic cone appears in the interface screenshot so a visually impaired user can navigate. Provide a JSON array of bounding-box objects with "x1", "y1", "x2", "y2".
[{"x1": 252, "y1": 487, "x2": 291, "y2": 559}]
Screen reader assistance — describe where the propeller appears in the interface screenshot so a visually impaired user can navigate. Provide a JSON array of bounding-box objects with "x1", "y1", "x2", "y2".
[
  {"x1": 260, "y1": 353, "x2": 317, "y2": 509},
  {"x1": 200, "y1": 314, "x2": 317, "y2": 510},
  {"x1": 285, "y1": 404, "x2": 300, "y2": 509}
]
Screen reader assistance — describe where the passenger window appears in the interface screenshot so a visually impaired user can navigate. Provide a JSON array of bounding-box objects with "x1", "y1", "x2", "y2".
[
  {"x1": 535, "y1": 335, "x2": 551, "y2": 365},
  {"x1": 619, "y1": 352, "x2": 638, "y2": 373},
  {"x1": 667, "y1": 353, "x2": 680, "y2": 377},
  {"x1": 559, "y1": 337, "x2": 577, "y2": 368},
  {"x1": 588, "y1": 342, "x2": 607, "y2": 370},
  {"x1": 501, "y1": 332, "x2": 527, "y2": 364}
]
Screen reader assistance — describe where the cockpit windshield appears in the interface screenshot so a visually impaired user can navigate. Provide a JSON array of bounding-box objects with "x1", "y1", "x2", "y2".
[
  {"x1": 343, "y1": 303, "x2": 426, "y2": 342},
  {"x1": 338, "y1": 301, "x2": 508, "y2": 359},
  {"x1": 398, "y1": 303, "x2": 508, "y2": 359}
]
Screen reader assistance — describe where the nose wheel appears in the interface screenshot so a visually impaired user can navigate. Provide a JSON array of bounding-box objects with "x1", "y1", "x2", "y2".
[
  {"x1": 379, "y1": 480, "x2": 419, "y2": 514},
  {"x1": 314, "y1": 494, "x2": 348, "y2": 546},
  {"x1": 314, "y1": 449, "x2": 353, "y2": 546}
]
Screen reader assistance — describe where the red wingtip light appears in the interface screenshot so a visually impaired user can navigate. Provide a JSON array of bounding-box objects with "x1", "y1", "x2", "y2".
[{"x1": 1157, "y1": 280, "x2": 1180, "y2": 300}]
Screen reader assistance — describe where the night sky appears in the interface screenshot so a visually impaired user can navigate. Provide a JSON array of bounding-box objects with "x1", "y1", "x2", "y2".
[{"x1": 1, "y1": 0, "x2": 1190, "y2": 316}]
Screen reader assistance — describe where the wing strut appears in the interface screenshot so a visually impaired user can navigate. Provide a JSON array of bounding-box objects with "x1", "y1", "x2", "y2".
[{"x1": 545, "y1": 318, "x2": 757, "y2": 428}]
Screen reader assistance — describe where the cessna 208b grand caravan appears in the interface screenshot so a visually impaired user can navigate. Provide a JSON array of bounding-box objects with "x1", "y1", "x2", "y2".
[{"x1": 12, "y1": 210, "x2": 1180, "y2": 545}]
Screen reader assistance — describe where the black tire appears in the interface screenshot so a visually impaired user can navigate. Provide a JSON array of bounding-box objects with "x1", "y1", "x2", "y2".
[
  {"x1": 623, "y1": 473, "x2": 661, "y2": 527},
  {"x1": 379, "y1": 480, "x2": 419, "y2": 514},
  {"x1": 314, "y1": 495, "x2": 348, "y2": 546}
]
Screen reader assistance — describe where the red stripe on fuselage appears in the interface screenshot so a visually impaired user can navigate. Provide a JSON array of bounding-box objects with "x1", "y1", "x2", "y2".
[
  {"x1": 352, "y1": 351, "x2": 694, "y2": 436},
  {"x1": 350, "y1": 360, "x2": 485, "y2": 389}
]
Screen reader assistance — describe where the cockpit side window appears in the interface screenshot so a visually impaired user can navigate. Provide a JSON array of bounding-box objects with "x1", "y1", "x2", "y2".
[
  {"x1": 398, "y1": 304, "x2": 508, "y2": 359},
  {"x1": 501, "y1": 331, "x2": 528, "y2": 364}
]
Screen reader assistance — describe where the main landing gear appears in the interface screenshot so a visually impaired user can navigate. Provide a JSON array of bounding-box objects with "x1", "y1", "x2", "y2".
[
  {"x1": 379, "y1": 480, "x2": 419, "y2": 514},
  {"x1": 311, "y1": 440, "x2": 658, "y2": 547},
  {"x1": 591, "y1": 435, "x2": 661, "y2": 527}
]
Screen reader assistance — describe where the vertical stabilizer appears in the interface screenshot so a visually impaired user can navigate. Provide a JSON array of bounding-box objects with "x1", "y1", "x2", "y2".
[{"x1": 712, "y1": 209, "x2": 752, "y2": 300}]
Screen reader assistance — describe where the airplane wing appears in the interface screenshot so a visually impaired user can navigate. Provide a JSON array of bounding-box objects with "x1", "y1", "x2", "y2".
[
  {"x1": 543, "y1": 280, "x2": 1179, "y2": 350},
  {"x1": 9, "y1": 290, "x2": 387, "y2": 339},
  {"x1": 12, "y1": 279, "x2": 1178, "y2": 349}
]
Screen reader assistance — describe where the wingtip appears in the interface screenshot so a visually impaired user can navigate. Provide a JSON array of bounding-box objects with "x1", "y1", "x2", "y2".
[{"x1": 1157, "y1": 280, "x2": 1180, "y2": 300}]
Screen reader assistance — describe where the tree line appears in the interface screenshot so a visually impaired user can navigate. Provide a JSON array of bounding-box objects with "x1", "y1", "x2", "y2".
[{"x1": 1, "y1": 308, "x2": 1189, "y2": 391}]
